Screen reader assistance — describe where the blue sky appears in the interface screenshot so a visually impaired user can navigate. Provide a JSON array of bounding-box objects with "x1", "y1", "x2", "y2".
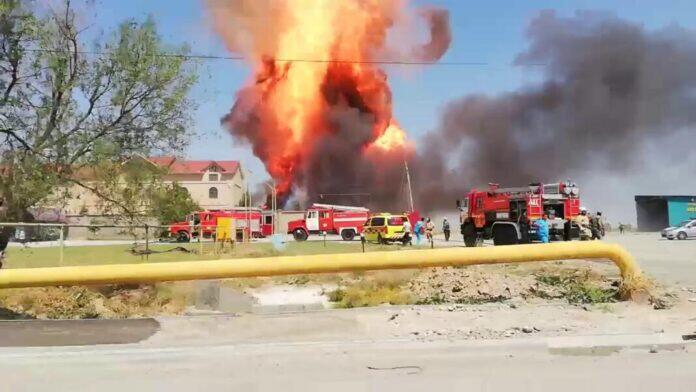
[{"x1": 86, "y1": 0, "x2": 696, "y2": 192}]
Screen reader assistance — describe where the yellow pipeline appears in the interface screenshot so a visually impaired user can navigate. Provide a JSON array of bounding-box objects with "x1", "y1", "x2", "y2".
[{"x1": 0, "y1": 241, "x2": 647, "y2": 299}]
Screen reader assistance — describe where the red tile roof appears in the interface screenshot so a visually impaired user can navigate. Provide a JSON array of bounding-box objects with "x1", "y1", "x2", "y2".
[{"x1": 148, "y1": 156, "x2": 240, "y2": 175}]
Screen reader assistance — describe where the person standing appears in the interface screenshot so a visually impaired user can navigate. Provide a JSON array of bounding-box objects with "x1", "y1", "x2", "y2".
[
  {"x1": 575, "y1": 207, "x2": 592, "y2": 240},
  {"x1": 402, "y1": 218, "x2": 412, "y2": 246},
  {"x1": 535, "y1": 213, "x2": 550, "y2": 243},
  {"x1": 442, "y1": 218, "x2": 451, "y2": 242},
  {"x1": 563, "y1": 217, "x2": 572, "y2": 241},
  {"x1": 590, "y1": 212, "x2": 602, "y2": 240},
  {"x1": 425, "y1": 218, "x2": 435, "y2": 243},
  {"x1": 414, "y1": 218, "x2": 424, "y2": 245},
  {"x1": 596, "y1": 212, "x2": 605, "y2": 238},
  {"x1": 619, "y1": 223, "x2": 625, "y2": 235}
]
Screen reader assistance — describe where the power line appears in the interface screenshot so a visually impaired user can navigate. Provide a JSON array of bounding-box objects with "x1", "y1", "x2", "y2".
[{"x1": 22, "y1": 48, "x2": 545, "y2": 67}]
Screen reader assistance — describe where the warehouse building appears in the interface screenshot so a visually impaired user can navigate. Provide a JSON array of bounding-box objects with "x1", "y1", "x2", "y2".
[{"x1": 635, "y1": 195, "x2": 696, "y2": 231}]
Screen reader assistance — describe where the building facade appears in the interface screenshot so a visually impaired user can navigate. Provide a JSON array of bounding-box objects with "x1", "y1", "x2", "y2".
[
  {"x1": 635, "y1": 195, "x2": 696, "y2": 231},
  {"x1": 60, "y1": 156, "x2": 245, "y2": 216},
  {"x1": 148, "y1": 156, "x2": 245, "y2": 211}
]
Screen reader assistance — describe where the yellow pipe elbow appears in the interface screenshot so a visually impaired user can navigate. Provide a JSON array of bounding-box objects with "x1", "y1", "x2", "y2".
[{"x1": 0, "y1": 241, "x2": 647, "y2": 300}]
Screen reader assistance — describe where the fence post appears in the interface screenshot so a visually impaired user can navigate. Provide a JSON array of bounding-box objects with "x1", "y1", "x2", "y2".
[
  {"x1": 145, "y1": 224, "x2": 150, "y2": 261},
  {"x1": 59, "y1": 224, "x2": 65, "y2": 267}
]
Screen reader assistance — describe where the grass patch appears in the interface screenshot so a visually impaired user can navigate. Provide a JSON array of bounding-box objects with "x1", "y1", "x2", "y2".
[
  {"x1": 328, "y1": 271, "x2": 416, "y2": 308},
  {"x1": 535, "y1": 271, "x2": 618, "y2": 304},
  {"x1": 326, "y1": 288, "x2": 346, "y2": 302},
  {"x1": 415, "y1": 294, "x2": 446, "y2": 305},
  {"x1": 3, "y1": 240, "x2": 404, "y2": 269},
  {"x1": 330, "y1": 283, "x2": 413, "y2": 308},
  {"x1": 564, "y1": 283, "x2": 616, "y2": 304}
]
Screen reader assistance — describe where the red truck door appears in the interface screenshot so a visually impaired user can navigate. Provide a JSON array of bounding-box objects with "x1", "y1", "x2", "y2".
[
  {"x1": 261, "y1": 213, "x2": 274, "y2": 237},
  {"x1": 318, "y1": 210, "x2": 333, "y2": 233}
]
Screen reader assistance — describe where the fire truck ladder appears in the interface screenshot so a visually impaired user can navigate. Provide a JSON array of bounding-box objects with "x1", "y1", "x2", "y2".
[
  {"x1": 491, "y1": 186, "x2": 539, "y2": 196},
  {"x1": 312, "y1": 203, "x2": 369, "y2": 212}
]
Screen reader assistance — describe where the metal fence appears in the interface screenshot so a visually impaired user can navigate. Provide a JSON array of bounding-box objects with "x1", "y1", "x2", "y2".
[
  {"x1": 0, "y1": 222, "x2": 390, "y2": 269},
  {"x1": 0, "y1": 222, "x2": 240, "y2": 267}
]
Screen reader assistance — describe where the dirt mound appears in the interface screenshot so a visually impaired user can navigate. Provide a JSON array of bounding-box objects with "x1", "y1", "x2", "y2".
[{"x1": 408, "y1": 263, "x2": 619, "y2": 305}]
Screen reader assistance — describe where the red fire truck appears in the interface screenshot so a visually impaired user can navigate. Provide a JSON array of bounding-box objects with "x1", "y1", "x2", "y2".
[
  {"x1": 287, "y1": 204, "x2": 370, "y2": 241},
  {"x1": 456, "y1": 181, "x2": 582, "y2": 247},
  {"x1": 168, "y1": 208, "x2": 265, "y2": 242}
]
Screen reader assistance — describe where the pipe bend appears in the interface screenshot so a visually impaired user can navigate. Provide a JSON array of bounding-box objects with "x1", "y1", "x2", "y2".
[{"x1": 0, "y1": 242, "x2": 647, "y2": 300}]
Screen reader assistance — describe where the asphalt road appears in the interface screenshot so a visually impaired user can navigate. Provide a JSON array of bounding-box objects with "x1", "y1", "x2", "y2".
[
  {"x1": 1, "y1": 336, "x2": 694, "y2": 391},
  {"x1": 602, "y1": 232, "x2": 696, "y2": 287}
]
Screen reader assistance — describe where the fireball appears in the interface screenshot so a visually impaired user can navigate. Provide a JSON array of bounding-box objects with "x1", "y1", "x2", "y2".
[{"x1": 208, "y1": 0, "x2": 450, "y2": 205}]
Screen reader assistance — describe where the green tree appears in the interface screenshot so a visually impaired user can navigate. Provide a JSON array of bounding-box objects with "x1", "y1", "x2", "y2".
[
  {"x1": 149, "y1": 182, "x2": 200, "y2": 225},
  {"x1": 0, "y1": 1, "x2": 197, "y2": 229}
]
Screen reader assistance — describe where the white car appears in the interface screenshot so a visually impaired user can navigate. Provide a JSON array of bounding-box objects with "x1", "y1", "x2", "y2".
[{"x1": 662, "y1": 219, "x2": 696, "y2": 240}]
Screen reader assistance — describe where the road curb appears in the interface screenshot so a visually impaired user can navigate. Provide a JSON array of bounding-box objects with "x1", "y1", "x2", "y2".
[{"x1": 547, "y1": 333, "x2": 694, "y2": 355}]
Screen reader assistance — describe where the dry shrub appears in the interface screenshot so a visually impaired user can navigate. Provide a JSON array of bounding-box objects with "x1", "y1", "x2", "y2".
[{"x1": 0, "y1": 283, "x2": 192, "y2": 319}]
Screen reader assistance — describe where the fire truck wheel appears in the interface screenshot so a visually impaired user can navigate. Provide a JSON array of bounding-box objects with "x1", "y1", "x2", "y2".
[
  {"x1": 176, "y1": 231, "x2": 190, "y2": 243},
  {"x1": 492, "y1": 224, "x2": 519, "y2": 246},
  {"x1": 293, "y1": 229, "x2": 308, "y2": 241},
  {"x1": 462, "y1": 222, "x2": 477, "y2": 247},
  {"x1": 341, "y1": 230, "x2": 356, "y2": 241}
]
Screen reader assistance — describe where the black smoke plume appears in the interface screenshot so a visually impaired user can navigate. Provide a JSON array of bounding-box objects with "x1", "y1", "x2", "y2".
[{"x1": 414, "y1": 10, "x2": 696, "y2": 210}]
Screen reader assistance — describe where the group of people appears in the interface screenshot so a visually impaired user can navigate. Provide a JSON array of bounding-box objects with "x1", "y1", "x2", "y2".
[
  {"x1": 402, "y1": 217, "x2": 451, "y2": 246},
  {"x1": 534, "y1": 207, "x2": 605, "y2": 243}
]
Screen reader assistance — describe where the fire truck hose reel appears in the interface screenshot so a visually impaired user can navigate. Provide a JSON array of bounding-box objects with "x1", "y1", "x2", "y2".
[{"x1": 0, "y1": 242, "x2": 648, "y2": 300}]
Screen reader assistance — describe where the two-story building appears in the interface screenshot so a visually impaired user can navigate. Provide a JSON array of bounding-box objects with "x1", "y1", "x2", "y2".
[
  {"x1": 148, "y1": 156, "x2": 245, "y2": 210},
  {"x1": 60, "y1": 156, "x2": 246, "y2": 216}
]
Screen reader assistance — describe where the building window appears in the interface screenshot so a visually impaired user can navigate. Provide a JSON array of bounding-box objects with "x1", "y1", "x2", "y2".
[
  {"x1": 209, "y1": 187, "x2": 218, "y2": 199},
  {"x1": 208, "y1": 173, "x2": 220, "y2": 182}
]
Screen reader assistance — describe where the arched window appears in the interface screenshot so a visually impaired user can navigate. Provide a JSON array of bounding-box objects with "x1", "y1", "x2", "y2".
[{"x1": 209, "y1": 187, "x2": 218, "y2": 199}]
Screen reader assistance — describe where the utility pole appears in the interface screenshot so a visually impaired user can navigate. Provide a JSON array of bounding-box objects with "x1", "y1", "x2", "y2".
[
  {"x1": 244, "y1": 168, "x2": 252, "y2": 242},
  {"x1": 404, "y1": 160, "x2": 415, "y2": 212}
]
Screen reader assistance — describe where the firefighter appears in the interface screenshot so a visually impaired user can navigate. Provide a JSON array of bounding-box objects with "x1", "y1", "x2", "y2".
[
  {"x1": 590, "y1": 211, "x2": 604, "y2": 240},
  {"x1": 563, "y1": 217, "x2": 572, "y2": 241},
  {"x1": 442, "y1": 218, "x2": 451, "y2": 242},
  {"x1": 575, "y1": 207, "x2": 592, "y2": 240},
  {"x1": 535, "y1": 213, "x2": 550, "y2": 243}
]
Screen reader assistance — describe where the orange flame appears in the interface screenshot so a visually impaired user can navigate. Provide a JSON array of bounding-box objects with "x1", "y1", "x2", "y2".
[
  {"x1": 374, "y1": 122, "x2": 409, "y2": 151},
  {"x1": 208, "y1": 0, "x2": 450, "y2": 203}
]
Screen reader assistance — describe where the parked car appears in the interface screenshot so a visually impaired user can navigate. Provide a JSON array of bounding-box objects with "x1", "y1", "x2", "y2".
[{"x1": 662, "y1": 219, "x2": 696, "y2": 240}]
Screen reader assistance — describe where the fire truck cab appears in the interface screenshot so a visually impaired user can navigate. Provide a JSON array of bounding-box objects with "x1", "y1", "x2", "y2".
[
  {"x1": 287, "y1": 204, "x2": 370, "y2": 241},
  {"x1": 457, "y1": 181, "x2": 582, "y2": 247}
]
